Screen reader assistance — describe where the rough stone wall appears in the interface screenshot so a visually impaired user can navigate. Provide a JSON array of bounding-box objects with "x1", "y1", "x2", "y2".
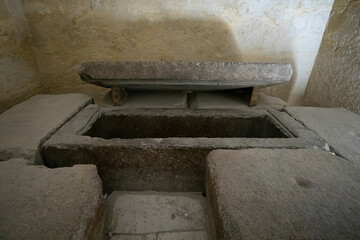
[
  {"x1": 0, "y1": 0, "x2": 42, "y2": 113},
  {"x1": 20, "y1": 0, "x2": 333, "y2": 105},
  {"x1": 304, "y1": 0, "x2": 359, "y2": 114}
]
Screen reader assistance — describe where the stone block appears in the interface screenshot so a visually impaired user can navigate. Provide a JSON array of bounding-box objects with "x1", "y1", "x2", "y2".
[
  {"x1": 206, "y1": 149, "x2": 360, "y2": 240},
  {"x1": 105, "y1": 192, "x2": 207, "y2": 235},
  {"x1": 79, "y1": 62, "x2": 292, "y2": 91},
  {"x1": 0, "y1": 159, "x2": 104, "y2": 240},
  {"x1": 157, "y1": 231, "x2": 208, "y2": 240},
  {"x1": 0, "y1": 93, "x2": 93, "y2": 163},
  {"x1": 285, "y1": 107, "x2": 360, "y2": 166},
  {"x1": 110, "y1": 234, "x2": 156, "y2": 240},
  {"x1": 42, "y1": 105, "x2": 325, "y2": 193},
  {"x1": 110, "y1": 231, "x2": 207, "y2": 240}
]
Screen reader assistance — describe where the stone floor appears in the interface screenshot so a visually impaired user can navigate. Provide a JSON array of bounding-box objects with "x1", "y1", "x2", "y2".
[
  {"x1": 285, "y1": 107, "x2": 360, "y2": 166},
  {"x1": 1, "y1": 93, "x2": 360, "y2": 240},
  {"x1": 105, "y1": 192, "x2": 209, "y2": 240}
]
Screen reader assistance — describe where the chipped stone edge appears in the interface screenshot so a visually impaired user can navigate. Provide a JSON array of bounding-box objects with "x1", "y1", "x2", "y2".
[{"x1": 43, "y1": 105, "x2": 325, "y2": 153}]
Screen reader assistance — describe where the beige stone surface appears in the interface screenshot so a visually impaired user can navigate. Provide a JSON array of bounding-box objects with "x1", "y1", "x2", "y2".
[
  {"x1": 110, "y1": 231, "x2": 207, "y2": 240},
  {"x1": 157, "y1": 231, "x2": 208, "y2": 240},
  {"x1": 0, "y1": 93, "x2": 93, "y2": 162},
  {"x1": 0, "y1": 158, "x2": 104, "y2": 240},
  {"x1": 19, "y1": 0, "x2": 333, "y2": 104},
  {"x1": 305, "y1": 0, "x2": 360, "y2": 114},
  {"x1": 105, "y1": 192, "x2": 207, "y2": 235},
  {"x1": 258, "y1": 93, "x2": 288, "y2": 107},
  {"x1": 111, "y1": 234, "x2": 156, "y2": 240},
  {"x1": 206, "y1": 149, "x2": 360, "y2": 240},
  {"x1": 286, "y1": 107, "x2": 360, "y2": 166},
  {"x1": 0, "y1": 0, "x2": 43, "y2": 113}
]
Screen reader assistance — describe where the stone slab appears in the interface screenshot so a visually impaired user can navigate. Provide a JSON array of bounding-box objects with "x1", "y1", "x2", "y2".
[
  {"x1": 105, "y1": 192, "x2": 207, "y2": 235},
  {"x1": 157, "y1": 231, "x2": 208, "y2": 240},
  {"x1": 0, "y1": 93, "x2": 93, "y2": 163},
  {"x1": 206, "y1": 149, "x2": 360, "y2": 240},
  {"x1": 0, "y1": 158, "x2": 104, "y2": 240},
  {"x1": 285, "y1": 107, "x2": 360, "y2": 166},
  {"x1": 101, "y1": 90, "x2": 187, "y2": 109},
  {"x1": 110, "y1": 231, "x2": 207, "y2": 240},
  {"x1": 79, "y1": 62, "x2": 292, "y2": 91},
  {"x1": 111, "y1": 234, "x2": 156, "y2": 240},
  {"x1": 189, "y1": 92, "x2": 287, "y2": 109}
]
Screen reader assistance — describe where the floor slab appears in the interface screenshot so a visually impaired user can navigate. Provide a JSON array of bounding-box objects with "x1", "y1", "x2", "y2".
[
  {"x1": 157, "y1": 231, "x2": 208, "y2": 240},
  {"x1": 285, "y1": 107, "x2": 360, "y2": 166},
  {"x1": 0, "y1": 93, "x2": 93, "y2": 163},
  {"x1": 110, "y1": 231, "x2": 207, "y2": 240},
  {"x1": 0, "y1": 159, "x2": 104, "y2": 240},
  {"x1": 206, "y1": 149, "x2": 360, "y2": 240},
  {"x1": 110, "y1": 234, "x2": 156, "y2": 240},
  {"x1": 105, "y1": 191, "x2": 208, "y2": 239}
]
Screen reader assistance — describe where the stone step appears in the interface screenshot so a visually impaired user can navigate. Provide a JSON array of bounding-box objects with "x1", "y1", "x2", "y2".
[
  {"x1": 79, "y1": 62, "x2": 292, "y2": 91},
  {"x1": 285, "y1": 107, "x2": 360, "y2": 166},
  {"x1": 0, "y1": 93, "x2": 93, "y2": 163},
  {"x1": 206, "y1": 149, "x2": 360, "y2": 240},
  {"x1": 105, "y1": 191, "x2": 209, "y2": 240},
  {"x1": 0, "y1": 159, "x2": 105, "y2": 240}
]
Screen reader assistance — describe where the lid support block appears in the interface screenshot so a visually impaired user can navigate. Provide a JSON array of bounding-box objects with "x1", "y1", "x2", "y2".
[
  {"x1": 111, "y1": 86, "x2": 128, "y2": 106},
  {"x1": 249, "y1": 86, "x2": 260, "y2": 107}
]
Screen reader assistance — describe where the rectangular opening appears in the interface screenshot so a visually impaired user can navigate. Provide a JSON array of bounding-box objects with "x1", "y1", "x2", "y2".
[{"x1": 84, "y1": 114, "x2": 289, "y2": 139}]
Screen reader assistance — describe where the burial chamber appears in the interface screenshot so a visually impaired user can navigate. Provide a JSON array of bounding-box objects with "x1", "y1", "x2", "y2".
[{"x1": 42, "y1": 105, "x2": 324, "y2": 194}]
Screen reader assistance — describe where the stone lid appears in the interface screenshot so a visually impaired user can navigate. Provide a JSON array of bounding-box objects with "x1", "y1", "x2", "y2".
[{"x1": 79, "y1": 61, "x2": 292, "y2": 91}]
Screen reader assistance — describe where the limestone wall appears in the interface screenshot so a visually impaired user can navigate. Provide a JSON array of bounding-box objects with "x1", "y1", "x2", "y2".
[
  {"x1": 304, "y1": 0, "x2": 359, "y2": 114},
  {"x1": 0, "y1": 0, "x2": 42, "y2": 113},
  {"x1": 20, "y1": 0, "x2": 333, "y2": 104}
]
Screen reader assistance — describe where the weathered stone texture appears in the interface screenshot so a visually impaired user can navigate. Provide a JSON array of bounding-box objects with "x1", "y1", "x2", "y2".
[
  {"x1": 157, "y1": 231, "x2": 208, "y2": 240},
  {"x1": 20, "y1": 0, "x2": 333, "y2": 104},
  {"x1": 110, "y1": 234, "x2": 156, "y2": 240},
  {"x1": 206, "y1": 149, "x2": 360, "y2": 240},
  {"x1": 105, "y1": 192, "x2": 207, "y2": 238},
  {"x1": 286, "y1": 107, "x2": 360, "y2": 166},
  {"x1": 0, "y1": 158, "x2": 104, "y2": 240},
  {"x1": 0, "y1": 0, "x2": 43, "y2": 113},
  {"x1": 79, "y1": 62, "x2": 292, "y2": 91},
  {"x1": 42, "y1": 105, "x2": 324, "y2": 193},
  {"x1": 0, "y1": 93, "x2": 93, "y2": 162},
  {"x1": 305, "y1": 0, "x2": 360, "y2": 114}
]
